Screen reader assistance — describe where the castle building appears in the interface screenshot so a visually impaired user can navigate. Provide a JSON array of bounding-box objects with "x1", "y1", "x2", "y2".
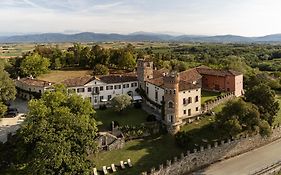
[{"x1": 15, "y1": 58, "x2": 243, "y2": 134}]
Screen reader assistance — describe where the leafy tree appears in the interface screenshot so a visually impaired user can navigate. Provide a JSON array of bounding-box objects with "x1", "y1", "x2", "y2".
[
  {"x1": 245, "y1": 84, "x2": 280, "y2": 125},
  {"x1": 93, "y1": 64, "x2": 109, "y2": 75},
  {"x1": 20, "y1": 52, "x2": 50, "y2": 77},
  {"x1": 216, "y1": 99, "x2": 263, "y2": 137},
  {"x1": 19, "y1": 85, "x2": 98, "y2": 174},
  {"x1": 118, "y1": 51, "x2": 136, "y2": 70},
  {"x1": 259, "y1": 120, "x2": 272, "y2": 136},
  {"x1": 111, "y1": 94, "x2": 132, "y2": 112},
  {"x1": 0, "y1": 68, "x2": 16, "y2": 103},
  {"x1": 0, "y1": 102, "x2": 7, "y2": 117},
  {"x1": 0, "y1": 62, "x2": 16, "y2": 117}
]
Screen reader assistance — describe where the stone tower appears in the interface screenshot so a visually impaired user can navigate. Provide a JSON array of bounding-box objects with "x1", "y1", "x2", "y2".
[
  {"x1": 163, "y1": 72, "x2": 182, "y2": 134},
  {"x1": 137, "y1": 58, "x2": 153, "y2": 90}
]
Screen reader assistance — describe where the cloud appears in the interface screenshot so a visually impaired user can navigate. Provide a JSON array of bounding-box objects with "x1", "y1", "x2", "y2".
[{"x1": 1, "y1": 0, "x2": 281, "y2": 36}]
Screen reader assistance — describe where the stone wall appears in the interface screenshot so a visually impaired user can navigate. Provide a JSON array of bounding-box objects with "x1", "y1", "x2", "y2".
[
  {"x1": 201, "y1": 92, "x2": 234, "y2": 113},
  {"x1": 141, "y1": 125, "x2": 281, "y2": 175}
]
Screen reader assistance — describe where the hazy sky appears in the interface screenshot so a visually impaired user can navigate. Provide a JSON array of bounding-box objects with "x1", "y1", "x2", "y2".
[{"x1": 1, "y1": 0, "x2": 281, "y2": 36}]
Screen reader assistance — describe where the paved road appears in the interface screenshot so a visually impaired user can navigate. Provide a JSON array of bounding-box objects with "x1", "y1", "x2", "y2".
[{"x1": 193, "y1": 139, "x2": 281, "y2": 175}]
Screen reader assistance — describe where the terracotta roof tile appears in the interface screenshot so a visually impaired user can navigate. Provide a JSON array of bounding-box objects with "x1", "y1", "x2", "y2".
[
  {"x1": 153, "y1": 69, "x2": 169, "y2": 79},
  {"x1": 17, "y1": 78, "x2": 53, "y2": 87},
  {"x1": 62, "y1": 75, "x2": 94, "y2": 87},
  {"x1": 179, "y1": 68, "x2": 202, "y2": 83},
  {"x1": 62, "y1": 73, "x2": 138, "y2": 87},
  {"x1": 98, "y1": 74, "x2": 138, "y2": 84},
  {"x1": 196, "y1": 67, "x2": 242, "y2": 76},
  {"x1": 179, "y1": 81, "x2": 201, "y2": 91},
  {"x1": 147, "y1": 77, "x2": 164, "y2": 87}
]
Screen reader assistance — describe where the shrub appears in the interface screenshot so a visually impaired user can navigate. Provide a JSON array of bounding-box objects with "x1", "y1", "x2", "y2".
[
  {"x1": 146, "y1": 114, "x2": 157, "y2": 122},
  {"x1": 119, "y1": 125, "x2": 147, "y2": 140},
  {"x1": 99, "y1": 104, "x2": 107, "y2": 110},
  {"x1": 134, "y1": 102, "x2": 142, "y2": 109},
  {"x1": 175, "y1": 131, "x2": 192, "y2": 148}
]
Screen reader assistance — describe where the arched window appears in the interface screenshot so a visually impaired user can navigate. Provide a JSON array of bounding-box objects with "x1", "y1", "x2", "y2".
[
  {"x1": 168, "y1": 101, "x2": 174, "y2": 108},
  {"x1": 188, "y1": 97, "x2": 192, "y2": 104}
]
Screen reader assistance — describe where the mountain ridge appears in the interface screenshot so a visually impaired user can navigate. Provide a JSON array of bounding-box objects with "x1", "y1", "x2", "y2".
[{"x1": 1, "y1": 32, "x2": 281, "y2": 43}]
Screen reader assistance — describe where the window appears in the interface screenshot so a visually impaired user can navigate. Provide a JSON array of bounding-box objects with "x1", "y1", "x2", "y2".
[
  {"x1": 108, "y1": 95, "x2": 112, "y2": 100},
  {"x1": 114, "y1": 85, "x2": 121, "y2": 89},
  {"x1": 87, "y1": 87, "x2": 92, "y2": 92},
  {"x1": 155, "y1": 91, "x2": 158, "y2": 102},
  {"x1": 146, "y1": 87, "x2": 149, "y2": 94},
  {"x1": 77, "y1": 88, "x2": 85, "y2": 93},
  {"x1": 94, "y1": 97, "x2": 97, "y2": 103},
  {"x1": 174, "y1": 90, "x2": 176, "y2": 94},
  {"x1": 39, "y1": 90, "x2": 42, "y2": 93},
  {"x1": 183, "y1": 98, "x2": 186, "y2": 105},
  {"x1": 184, "y1": 110, "x2": 186, "y2": 115},
  {"x1": 196, "y1": 107, "x2": 199, "y2": 111},
  {"x1": 168, "y1": 115, "x2": 173, "y2": 123},
  {"x1": 188, "y1": 109, "x2": 191, "y2": 116},
  {"x1": 195, "y1": 96, "x2": 199, "y2": 102},
  {"x1": 123, "y1": 84, "x2": 129, "y2": 88},
  {"x1": 162, "y1": 96, "x2": 164, "y2": 102},
  {"x1": 106, "y1": 86, "x2": 113, "y2": 90},
  {"x1": 168, "y1": 101, "x2": 174, "y2": 108},
  {"x1": 131, "y1": 82, "x2": 137, "y2": 87},
  {"x1": 100, "y1": 86, "x2": 104, "y2": 91},
  {"x1": 100, "y1": 96, "x2": 104, "y2": 101},
  {"x1": 188, "y1": 97, "x2": 192, "y2": 104}
]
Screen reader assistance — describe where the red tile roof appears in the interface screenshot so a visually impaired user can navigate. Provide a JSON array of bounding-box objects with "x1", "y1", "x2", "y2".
[
  {"x1": 62, "y1": 75, "x2": 94, "y2": 87},
  {"x1": 17, "y1": 77, "x2": 53, "y2": 87},
  {"x1": 179, "y1": 68, "x2": 202, "y2": 83},
  {"x1": 196, "y1": 67, "x2": 242, "y2": 76},
  {"x1": 62, "y1": 73, "x2": 138, "y2": 87}
]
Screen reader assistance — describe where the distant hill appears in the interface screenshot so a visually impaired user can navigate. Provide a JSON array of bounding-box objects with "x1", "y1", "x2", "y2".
[{"x1": 1, "y1": 32, "x2": 281, "y2": 43}]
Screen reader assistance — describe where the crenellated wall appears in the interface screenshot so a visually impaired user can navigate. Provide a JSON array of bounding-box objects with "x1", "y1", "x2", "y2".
[
  {"x1": 201, "y1": 92, "x2": 234, "y2": 113},
  {"x1": 141, "y1": 124, "x2": 281, "y2": 175}
]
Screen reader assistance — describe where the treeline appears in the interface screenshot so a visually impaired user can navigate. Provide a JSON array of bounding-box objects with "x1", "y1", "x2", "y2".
[
  {"x1": 8, "y1": 43, "x2": 137, "y2": 78},
  {"x1": 142, "y1": 43, "x2": 281, "y2": 72}
]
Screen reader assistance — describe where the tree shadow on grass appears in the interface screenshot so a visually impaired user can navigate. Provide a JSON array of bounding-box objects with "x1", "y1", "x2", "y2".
[{"x1": 111, "y1": 134, "x2": 184, "y2": 175}]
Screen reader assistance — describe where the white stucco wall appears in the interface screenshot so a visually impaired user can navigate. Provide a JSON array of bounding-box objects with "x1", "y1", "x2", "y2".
[
  {"x1": 234, "y1": 75, "x2": 243, "y2": 97},
  {"x1": 146, "y1": 82, "x2": 165, "y2": 105},
  {"x1": 178, "y1": 88, "x2": 201, "y2": 119},
  {"x1": 67, "y1": 80, "x2": 139, "y2": 106}
]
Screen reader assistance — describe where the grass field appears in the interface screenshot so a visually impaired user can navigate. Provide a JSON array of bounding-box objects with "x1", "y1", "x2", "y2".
[
  {"x1": 92, "y1": 107, "x2": 183, "y2": 174},
  {"x1": 201, "y1": 90, "x2": 222, "y2": 104},
  {"x1": 37, "y1": 69, "x2": 92, "y2": 83},
  {"x1": 92, "y1": 134, "x2": 183, "y2": 175},
  {"x1": 0, "y1": 44, "x2": 35, "y2": 58},
  {"x1": 95, "y1": 107, "x2": 148, "y2": 131}
]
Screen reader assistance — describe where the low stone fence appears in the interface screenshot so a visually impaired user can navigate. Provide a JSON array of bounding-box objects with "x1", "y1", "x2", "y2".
[
  {"x1": 202, "y1": 92, "x2": 235, "y2": 113},
  {"x1": 141, "y1": 124, "x2": 281, "y2": 175}
]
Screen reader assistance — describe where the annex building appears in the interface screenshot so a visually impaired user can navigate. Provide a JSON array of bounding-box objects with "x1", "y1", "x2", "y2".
[{"x1": 15, "y1": 58, "x2": 243, "y2": 133}]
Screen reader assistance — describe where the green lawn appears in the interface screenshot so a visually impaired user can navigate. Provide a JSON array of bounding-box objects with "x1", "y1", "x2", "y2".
[
  {"x1": 201, "y1": 90, "x2": 222, "y2": 104},
  {"x1": 37, "y1": 69, "x2": 92, "y2": 83},
  {"x1": 95, "y1": 107, "x2": 149, "y2": 131},
  {"x1": 180, "y1": 102, "x2": 228, "y2": 149},
  {"x1": 91, "y1": 134, "x2": 183, "y2": 175},
  {"x1": 93, "y1": 107, "x2": 183, "y2": 174}
]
